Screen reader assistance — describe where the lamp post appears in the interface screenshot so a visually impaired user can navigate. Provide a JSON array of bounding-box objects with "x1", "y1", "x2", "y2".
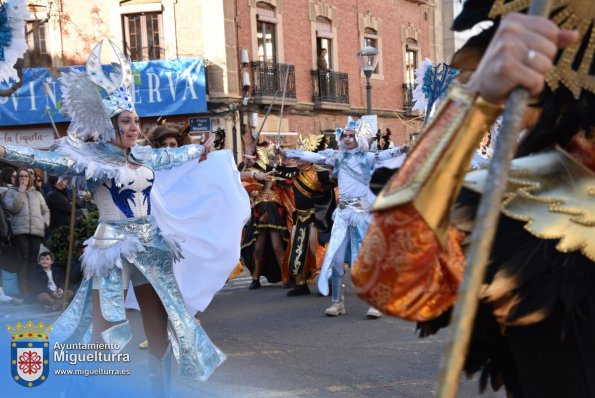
[
  {"x1": 357, "y1": 46, "x2": 379, "y2": 115},
  {"x1": 229, "y1": 103, "x2": 238, "y2": 162},
  {"x1": 236, "y1": 48, "x2": 251, "y2": 163}
]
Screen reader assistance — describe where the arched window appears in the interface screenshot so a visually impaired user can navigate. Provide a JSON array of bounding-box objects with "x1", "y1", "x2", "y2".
[
  {"x1": 256, "y1": 2, "x2": 277, "y2": 64},
  {"x1": 316, "y1": 16, "x2": 332, "y2": 70},
  {"x1": 24, "y1": 0, "x2": 53, "y2": 67},
  {"x1": 122, "y1": 11, "x2": 164, "y2": 61},
  {"x1": 25, "y1": 20, "x2": 51, "y2": 66},
  {"x1": 405, "y1": 38, "x2": 419, "y2": 86}
]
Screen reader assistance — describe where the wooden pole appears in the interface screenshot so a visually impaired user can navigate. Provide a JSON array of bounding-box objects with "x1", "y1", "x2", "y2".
[{"x1": 62, "y1": 185, "x2": 77, "y2": 310}]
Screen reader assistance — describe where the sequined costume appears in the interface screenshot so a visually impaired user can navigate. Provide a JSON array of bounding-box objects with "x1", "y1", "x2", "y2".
[
  {"x1": 239, "y1": 173, "x2": 259, "y2": 275},
  {"x1": 352, "y1": 1, "x2": 595, "y2": 395},
  {"x1": 285, "y1": 144, "x2": 406, "y2": 303},
  {"x1": 248, "y1": 176, "x2": 293, "y2": 284},
  {"x1": 276, "y1": 163, "x2": 335, "y2": 292},
  {"x1": 3, "y1": 140, "x2": 249, "y2": 381}
]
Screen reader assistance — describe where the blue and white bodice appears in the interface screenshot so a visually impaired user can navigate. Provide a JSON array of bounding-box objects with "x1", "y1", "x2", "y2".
[
  {"x1": 2, "y1": 138, "x2": 204, "y2": 223},
  {"x1": 94, "y1": 166, "x2": 154, "y2": 221}
]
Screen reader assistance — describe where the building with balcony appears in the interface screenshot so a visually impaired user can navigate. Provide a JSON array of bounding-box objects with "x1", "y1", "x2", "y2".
[
  {"x1": 232, "y1": 0, "x2": 440, "y2": 151},
  {"x1": 0, "y1": 0, "x2": 444, "y2": 160}
]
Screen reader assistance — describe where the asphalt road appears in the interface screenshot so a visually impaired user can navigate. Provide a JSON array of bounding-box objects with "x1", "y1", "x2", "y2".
[{"x1": 2, "y1": 272, "x2": 506, "y2": 398}]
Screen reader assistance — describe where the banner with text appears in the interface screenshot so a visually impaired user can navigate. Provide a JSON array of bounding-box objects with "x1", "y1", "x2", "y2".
[{"x1": 0, "y1": 57, "x2": 207, "y2": 126}]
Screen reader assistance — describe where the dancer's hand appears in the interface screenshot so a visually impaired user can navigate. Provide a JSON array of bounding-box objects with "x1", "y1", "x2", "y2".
[
  {"x1": 466, "y1": 13, "x2": 578, "y2": 104},
  {"x1": 284, "y1": 149, "x2": 302, "y2": 159},
  {"x1": 203, "y1": 134, "x2": 216, "y2": 153},
  {"x1": 254, "y1": 171, "x2": 274, "y2": 180}
]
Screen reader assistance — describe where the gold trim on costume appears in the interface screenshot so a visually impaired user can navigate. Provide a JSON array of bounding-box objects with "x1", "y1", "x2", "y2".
[
  {"x1": 253, "y1": 191, "x2": 282, "y2": 205},
  {"x1": 292, "y1": 226, "x2": 307, "y2": 275},
  {"x1": 254, "y1": 223, "x2": 287, "y2": 231},
  {"x1": 293, "y1": 165, "x2": 323, "y2": 199},
  {"x1": 463, "y1": 146, "x2": 595, "y2": 261},
  {"x1": 489, "y1": 0, "x2": 595, "y2": 96},
  {"x1": 296, "y1": 208, "x2": 315, "y2": 222},
  {"x1": 373, "y1": 83, "x2": 503, "y2": 245}
]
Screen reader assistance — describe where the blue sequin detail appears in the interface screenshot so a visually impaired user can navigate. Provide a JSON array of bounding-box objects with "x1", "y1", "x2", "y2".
[
  {"x1": 142, "y1": 177, "x2": 154, "y2": 215},
  {"x1": 332, "y1": 151, "x2": 371, "y2": 182},
  {"x1": 421, "y1": 63, "x2": 459, "y2": 117},
  {"x1": 0, "y1": 4, "x2": 12, "y2": 62},
  {"x1": 103, "y1": 178, "x2": 136, "y2": 218}
]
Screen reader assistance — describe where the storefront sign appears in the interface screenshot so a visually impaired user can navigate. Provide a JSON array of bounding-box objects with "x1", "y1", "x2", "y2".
[
  {"x1": 188, "y1": 117, "x2": 211, "y2": 132},
  {"x1": 0, "y1": 129, "x2": 56, "y2": 148},
  {"x1": 0, "y1": 58, "x2": 207, "y2": 126}
]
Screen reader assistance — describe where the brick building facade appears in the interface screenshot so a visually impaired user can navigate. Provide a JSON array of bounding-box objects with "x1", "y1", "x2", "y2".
[
  {"x1": 231, "y1": 0, "x2": 440, "y2": 152},
  {"x1": 6, "y1": 0, "x2": 443, "y2": 159}
]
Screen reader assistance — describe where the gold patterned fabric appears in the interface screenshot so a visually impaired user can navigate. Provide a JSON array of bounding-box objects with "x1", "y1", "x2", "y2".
[
  {"x1": 373, "y1": 83, "x2": 503, "y2": 245},
  {"x1": 352, "y1": 83, "x2": 502, "y2": 320},
  {"x1": 293, "y1": 165, "x2": 323, "y2": 199},
  {"x1": 353, "y1": 204, "x2": 466, "y2": 321}
]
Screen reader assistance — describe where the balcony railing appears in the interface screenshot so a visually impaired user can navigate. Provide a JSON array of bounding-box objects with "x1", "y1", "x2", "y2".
[
  {"x1": 250, "y1": 61, "x2": 296, "y2": 99},
  {"x1": 402, "y1": 83, "x2": 414, "y2": 114},
  {"x1": 311, "y1": 70, "x2": 349, "y2": 104}
]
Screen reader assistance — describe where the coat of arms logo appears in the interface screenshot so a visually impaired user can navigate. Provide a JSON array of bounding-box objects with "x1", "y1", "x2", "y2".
[{"x1": 7, "y1": 321, "x2": 52, "y2": 387}]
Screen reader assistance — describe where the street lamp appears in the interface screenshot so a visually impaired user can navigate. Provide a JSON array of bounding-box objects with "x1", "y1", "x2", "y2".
[
  {"x1": 237, "y1": 49, "x2": 252, "y2": 163},
  {"x1": 357, "y1": 46, "x2": 379, "y2": 115}
]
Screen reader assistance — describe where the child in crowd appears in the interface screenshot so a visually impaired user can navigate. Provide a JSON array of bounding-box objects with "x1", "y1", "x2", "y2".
[{"x1": 29, "y1": 251, "x2": 73, "y2": 311}]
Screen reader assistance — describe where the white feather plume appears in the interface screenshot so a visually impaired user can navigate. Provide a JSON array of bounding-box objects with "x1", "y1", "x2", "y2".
[
  {"x1": 81, "y1": 235, "x2": 144, "y2": 278},
  {"x1": 60, "y1": 69, "x2": 116, "y2": 142},
  {"x1": 0, "y1": 0, "x2": 28, "y2": 84},
  {"x1": 411, "y1": 58, "x2": 433, "y2": 114},
  {"x1": 53, "y1": 137, "x2": 134, "y2": 187}
]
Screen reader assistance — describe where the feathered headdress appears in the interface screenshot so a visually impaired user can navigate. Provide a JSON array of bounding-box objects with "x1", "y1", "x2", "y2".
[
  {"x1": 0, "y1": 0, "x2": 28, "y2": 84},
  {"x1": 339, "y1": 117, "x2": 374, "y2": 151},
  {"x1": 296, "y1": 133, "x2": 326, "y2": 152},
  {"x1": 255, "y1": 142, "x2": 275, "y2": 171},
  {"x1": 411, "y1": 58, "x2": 459, "y2": 121},
  {"x1": 59, "y1": 40, "x2": 135, "y2": 142},
  {"x1": 343, "y1": 117, "x2": 375, "y2": 141}
]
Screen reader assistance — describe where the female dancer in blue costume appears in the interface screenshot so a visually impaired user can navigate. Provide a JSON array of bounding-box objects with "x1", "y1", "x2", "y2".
[{"x1": 0, "y1": 40, "x2": 250, "y2": 393}]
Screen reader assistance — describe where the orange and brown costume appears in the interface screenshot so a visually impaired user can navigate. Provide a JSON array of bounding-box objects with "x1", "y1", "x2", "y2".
[
  {"x1": 352, "y1": 82, "x2": 595, "y2": 397},
  {"x1": 277, "y1": 163, "x2": 335, "y2": 288},
  {"x1": 353, "y1": 84, "x2": 501, "y2": 320}
]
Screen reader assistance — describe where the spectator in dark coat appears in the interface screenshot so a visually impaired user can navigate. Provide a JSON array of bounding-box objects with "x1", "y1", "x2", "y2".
[{"x1": 46, "y1": 178, "x2": 72, "y2": 231}]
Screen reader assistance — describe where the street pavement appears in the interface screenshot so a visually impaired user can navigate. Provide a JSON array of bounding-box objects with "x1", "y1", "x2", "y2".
[{"x1": 1, "y1": 271, "x2": 506, "y2": 398}]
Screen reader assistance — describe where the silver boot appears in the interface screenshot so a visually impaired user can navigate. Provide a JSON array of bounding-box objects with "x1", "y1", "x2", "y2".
[
  {"x1": 325, "y1": 268, "x2": 346, "y2": 316},
  {"x1": 147, "y1": 344, "x2": 172, "y2": 398}
]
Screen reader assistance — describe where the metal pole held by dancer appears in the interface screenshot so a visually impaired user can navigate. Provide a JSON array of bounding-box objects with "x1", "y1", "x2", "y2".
[{"x1": 435, "y1": 1, "x2": 554, "y2": 397}]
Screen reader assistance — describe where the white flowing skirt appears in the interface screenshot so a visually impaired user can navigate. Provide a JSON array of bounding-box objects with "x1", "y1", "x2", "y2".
[{"x1": 126, "y1": 150, "x2": 250, "y2": 314}]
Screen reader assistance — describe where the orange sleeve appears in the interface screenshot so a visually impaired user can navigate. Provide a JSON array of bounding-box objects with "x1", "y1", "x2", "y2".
[
  {"x1": 352, "y1": 203, "x2": 466, "y2": 321},
  {"x1": 352, "y1": 84, "x2": 502, "y2": 321}
]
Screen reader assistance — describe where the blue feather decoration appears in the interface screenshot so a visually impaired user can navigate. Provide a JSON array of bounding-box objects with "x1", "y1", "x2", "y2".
[
  {"x1": 412, "y1": 58, "x2": 459, "y2": 124},
  {"x1": 0, "y1": 0, "x2": 28, "y2": 83},
  {"x1": 142, "y1": 177, "x2": 154, "y2": 215},
  {"x1": 103, "y1": 178, "x2": 136, "y2": 218},
  {"x1": 0, "y1": 4, "x2": 12, "y2": 61}
]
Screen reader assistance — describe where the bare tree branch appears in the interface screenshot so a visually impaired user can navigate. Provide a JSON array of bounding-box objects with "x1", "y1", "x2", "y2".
[{"x1": 0, "y1": 59, "x2": 23, "y2": 97}]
